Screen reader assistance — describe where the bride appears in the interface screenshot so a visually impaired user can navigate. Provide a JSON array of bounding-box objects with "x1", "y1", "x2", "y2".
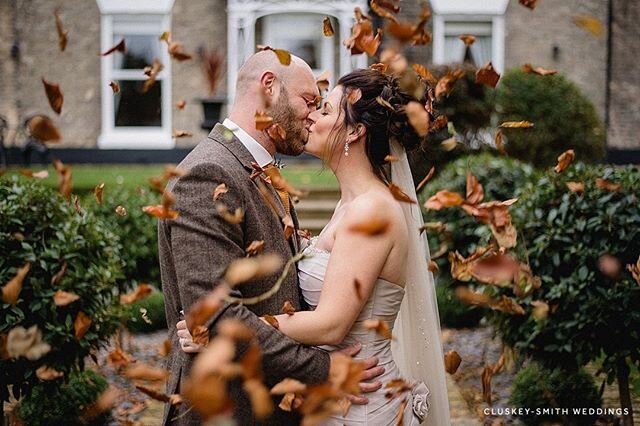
[{"x1": 180, "y1": 69, "x2": 450, "y2": 425}]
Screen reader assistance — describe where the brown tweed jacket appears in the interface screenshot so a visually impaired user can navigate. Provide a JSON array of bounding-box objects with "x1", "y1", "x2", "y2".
[{"x1": 159, "y1": 124, "x2": 330, "y2": 425}]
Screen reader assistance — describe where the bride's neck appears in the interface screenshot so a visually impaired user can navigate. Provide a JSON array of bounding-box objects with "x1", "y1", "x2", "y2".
[{"x1": 332, "y1": 152, "x2": 383, "y2": 202}]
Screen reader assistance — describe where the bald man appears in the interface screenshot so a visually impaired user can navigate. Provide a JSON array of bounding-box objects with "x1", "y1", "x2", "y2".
[{"x1": 159, "y1": 52, "x2": 382, "y2": 425}]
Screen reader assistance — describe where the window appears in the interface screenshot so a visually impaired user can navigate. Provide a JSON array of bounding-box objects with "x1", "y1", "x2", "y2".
[
  {"x1": 97, "y1": 0, "x2": 174, "y2": 148},
  {"x1": 443, "y1": 22, "x2": 492, "y2": 67}
]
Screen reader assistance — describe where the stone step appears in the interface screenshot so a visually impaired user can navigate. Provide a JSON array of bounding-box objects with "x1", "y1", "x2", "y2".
[
  {"x1": 299, "y1": 187, "x2": 341, "y2": 200},
  {"x1": 298, "y1": 218, "x2": 329, "y2": 235}
]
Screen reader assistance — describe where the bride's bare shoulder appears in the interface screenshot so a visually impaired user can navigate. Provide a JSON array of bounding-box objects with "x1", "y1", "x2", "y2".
[{"x1": 342, "y1": 189, "x2": 405, "y2": 226}]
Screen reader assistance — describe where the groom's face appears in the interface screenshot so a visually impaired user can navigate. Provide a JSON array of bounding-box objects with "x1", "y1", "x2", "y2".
[{"x1": 269, "y1": 71, "x2": 319, "y2": 156}]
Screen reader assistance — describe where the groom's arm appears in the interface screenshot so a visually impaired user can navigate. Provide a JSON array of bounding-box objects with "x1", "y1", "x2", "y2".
[{"x1": 168, "y1": 162, "x2": 330, "y2": 386}]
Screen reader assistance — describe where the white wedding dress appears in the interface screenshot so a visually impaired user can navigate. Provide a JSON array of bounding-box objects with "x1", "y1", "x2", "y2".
[{"x1": 298, "y1": 236, "x2": 430, "y2": 425}]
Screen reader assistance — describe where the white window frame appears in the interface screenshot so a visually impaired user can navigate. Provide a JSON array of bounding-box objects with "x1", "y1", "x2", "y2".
[
  {"x1": 96, "y1": 0, "x2": 175, "y2": 149},
  {"x1": 431, "y1": 0, "x2": 508, "y2": 74}
]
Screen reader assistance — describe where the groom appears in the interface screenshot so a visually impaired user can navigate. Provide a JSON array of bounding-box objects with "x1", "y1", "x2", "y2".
[{"x1": 159, "y1": 51, "x2": 382, "y2": 425}]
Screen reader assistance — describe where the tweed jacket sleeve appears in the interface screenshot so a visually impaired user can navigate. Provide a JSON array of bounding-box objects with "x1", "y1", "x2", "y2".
[{"x1": 166, "y1": 161, "x2": 330, "y2": 386}]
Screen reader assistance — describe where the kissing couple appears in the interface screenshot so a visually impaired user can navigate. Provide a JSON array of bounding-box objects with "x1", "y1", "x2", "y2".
[{"x1": 159, "y1": 50, "x2": 450, "y2": 425}]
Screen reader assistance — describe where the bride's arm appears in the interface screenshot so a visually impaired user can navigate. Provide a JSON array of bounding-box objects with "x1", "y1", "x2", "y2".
[{"x1": 272, "y1": 196, "x2": 396, "y2": 345}]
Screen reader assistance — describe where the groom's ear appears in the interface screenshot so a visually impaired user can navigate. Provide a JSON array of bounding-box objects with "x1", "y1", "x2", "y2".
[
  {"x1": 347, "y1": 123, "x2": 366, "y2": 143},
  {"x1": 260, "y1": 71, "x2": 277, "y2": 97}
]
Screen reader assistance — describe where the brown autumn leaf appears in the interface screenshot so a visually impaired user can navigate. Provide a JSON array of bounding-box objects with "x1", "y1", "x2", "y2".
[
  {"x1": 185, "y1": 287, "x2": 228, "y2": 330},
  {"x1": 439, "y1": 136, "x2": 456, "y2": 152},
  {"x1": 18, "y1": 169, "x2": 48, "y2": 179},
  {"x1": 282, "y1": 214, "x2": 295, "y2": 240},
  {"x1": 109, "y1": 81, "x2": 120, "y2": 93},
  {"x1": 115, "y1": 205, "x2": 127, "y2": 216},
  {"x1": 136, "y1": 385, "x2": 182, "y2": 405},
  {"x1": 124, "y1": 363, "x2": 169, "y2": 381},
  {"x1": 384, "y1": 378, "x2": 414, "y2": 399},
  {"x1": 499, "y1": 120, "x2": 534, "y2": 129},
  {"x1": 388, "y1": 183, "x2": 417, "y2": 204},
  {"x1": 163, "y1": 165, "x2": 187, "y2": 179},
  {"x1": 385, "y1": 5, "x2": 431, "y2": 45},
  {"x1": 435, "y1": 70, "x2": 464, "y2": 98},
  {"x1": 74, "y1": 311, "x2": 92, "y2": 340},
  {"x1": 216, "y1": 204, "x2": 244, "y2": 224},
  {"x1": 346, "y1": 88, "x2": 362, "y2": 105},
  {"x1": 142, "y1": 204, "x2": 179, "y2": 220},
  {"x1": 424, "y1": 190, "x2": 465, "y2": 210},
  {"x1": 172, "y1": 130, "x2": 193, "y2": 138},
  {"x1": 263, "y1": 315, "x2": 280, "y2": 329},
  {"x1": 54, "y1": 9, "x2": 68, "y2": 51},
  {"x1": 405, "y1": 101, "x2": 429, "y2": 137},
  {"x1": 223, "y1": 253, "x2": 283, "y2": 287},
  {"x1": 51, "y1": 159, "x2": 72, "y2": 199},
  {"x1": 315, "y1": 70, "x2": 331, "y2": 92},
  {"x1": 28, "y1": 116, "x2": 61, "y2": 142},
  {"x1": 101, "y1": 39, "x2": 126, "y2": 56},
  {"x1": 6, "y1": 325, "x2": 51, "y2": 360},
  {"x1": 596, "y1": 178, "x2": 621, "y2": 192},
  {"x1": 257, "y1": 45, "x2": 292, "y2": 66},
  {"x1": 348, "y1": 218, "x2": 390, "y2": 236},
  {"x1": 444, "y1": 350, "x2": 462, "y2": 374},
  {"x1": 448, "y1": 247, "x2": 493, "y2": 282},
  {"x1": 416, "y1": 166, "x2": 436, "y2": 193},
  {"x1": 490, "y1": 295, "x2": 526, "y2": 315},
  {"x1": 82, "y1": 386, "x2": 121, "y2": 422},
  {"x1": 481, "y1": 365, "x2": 493, "y2": 404},
  {"x1": 1, "y1": 263, "x2": 31, "y2": 305},
  {"x1": 343, "y1": 13, "x2": 381, "y2": 57},
  {"x1": 475, "y1": 62, "x2": 500, "y2": 88},
  {"x1": 522, "y1": 63, "x2": 558, "y2": 76},
  {"x1": 42, "y1": 78, "x2": 64, "y2": 114},
  {"x1": 363, "y1": 319, "x2": 392, "y2": 340},
  {"x1": 384, "y1": 155, "x2": 399, "y2": 163},
  {"x1": 271, "y1": 378, "x2": 308, "y2": 395},
  {"x1": 490, "y1": 222, "x2": 518, "y2": 249},
  {"x1": 627, "y1": 256, "x2": 640, "y2": 286},
  {"x1": 519, "y1": 0, "x2": 537, "y2": 10},
  {"x1": 370, "y1": 0, "x2": 400, "y2": 22},
  {"x1": 469, "y1": 252, "x2": 520, "y2": 287},
  {"x1": 168, "y1": 41, "x2": 193, "y2": 61},
  {"x1": 278, "y1": 393, "x2": 297, "y2": 411},
  {"x1": 554, "y1": 149, "x2": 575, "y2": 173},
  {"x1": 573, "y1": 15, "x2": 604, "y2": 36},
  {"x1": 159, "y1": 339, "x2": 172, "y2": 357},
  {"x1": 255, "y1": 111, "x2": 274, "y2": 131},
  {"x1": 282, "y1": 300, "x2": 296, "y2": 315},
  {"x1": 182, "y1": 374, "x2": 230, "y2": 420},
  {"x1": 51, "y1": 261, "x2": 68, "y2": 285},
  {"x1": 370, "y1": 62, "x2": 389, "y2": 74},
  {"x1": 428, "y1": 260, "x2": 439, "y2": 273},
  {"x1": 466, "y1": 172, "x2": 484, "y2": 205},
  {"x1": 107, "y1": 347, "x2": 134, "y2": 369},
  {"x1": 244, "y1": 379, "x2": 274, "y2": 420},
  {"x1": 245, "y1": 240, "x2": 265, "y2": 257},
  {"x1": 412, "y1": 64, "x2": 438, "y2": 86},
  {"x1": 142, "y1": 58, "x2": 164, "y2": 93},
  {"x1": 454, "y1": 286, "x2": 492, "y2": 307},
  {"x1": 495, "y1": 129, "x2": 505, "y2": 154},
  {"x1": 53, "y1": 290, "x2": 80, "y2": 306},
  {"x1": 192, "y1": 325, "x2": 210, "y2": 346},
  {"x1": 459, "y1": 34, "x2": 476, "y2": 46},
  {"x1": 266, "y1": 123, "x2": 287, "y2": 143},
  {"x1": 36, "y1": 365, "x2": 64, "y2": 381},
  {"x1": 175, "y1": 99, "x2": 187, "y2": 109},
  {"x1": 419, "y1": 222, "x2": 446, "y2": 234},
  {"x1": 94, "y1": 183, "x2": 104, "y2": 204},
  {"x1": 323, "y1": 16, "x2": 335, "y2": 37},
  {"x1": 566, "y1": 181, "x2": 585, "y2": 193},
  {"x1": 531, "y1": 300, "x2": 550, "y2": 321},
  {"x1": 120, "y1": 283, "x2": 153, "y2": 304}
]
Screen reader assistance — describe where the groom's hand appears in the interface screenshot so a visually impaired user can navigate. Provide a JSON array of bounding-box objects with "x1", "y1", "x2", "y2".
[
  {"x1": 176, "y1": 319, "x2": 204, "y2": 353},
  {"x1": 331, "y1": 343, "x2": 385, "y2": 405}
]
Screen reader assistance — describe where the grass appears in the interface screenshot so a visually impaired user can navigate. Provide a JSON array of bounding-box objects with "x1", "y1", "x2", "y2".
[{"x1": 3, "y1": 162, "x2": 338, "y2": 195}]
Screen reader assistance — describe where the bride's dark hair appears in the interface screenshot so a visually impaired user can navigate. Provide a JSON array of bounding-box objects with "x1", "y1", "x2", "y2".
[{"x1": 327, "y1": 68, "x2": 429, "y2": 182}]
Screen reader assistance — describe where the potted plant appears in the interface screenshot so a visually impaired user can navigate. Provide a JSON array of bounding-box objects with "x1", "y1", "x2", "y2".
[{"x1": 198, "y1": 47, "x2": 226, "y2": 130}]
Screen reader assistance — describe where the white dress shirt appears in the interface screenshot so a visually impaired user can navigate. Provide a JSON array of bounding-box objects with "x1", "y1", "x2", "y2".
[{"x1": 222, "y1": 118, "x2": 273, "y2": 167}]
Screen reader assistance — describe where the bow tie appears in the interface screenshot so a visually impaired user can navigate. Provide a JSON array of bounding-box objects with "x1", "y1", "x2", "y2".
[{"x1": 262, "y1": 163, "x2": 290, "y2": 215}]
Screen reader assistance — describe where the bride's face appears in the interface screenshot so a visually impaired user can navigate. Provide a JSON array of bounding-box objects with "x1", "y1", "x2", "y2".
[{"x1": 305, "y1": 86, "x2": 345, "y2": 160}]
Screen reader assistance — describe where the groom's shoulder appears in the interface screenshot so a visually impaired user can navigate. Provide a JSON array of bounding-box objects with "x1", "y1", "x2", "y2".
[{"x1": 177, "y1": 136, "x2": 243, "y2": 176}]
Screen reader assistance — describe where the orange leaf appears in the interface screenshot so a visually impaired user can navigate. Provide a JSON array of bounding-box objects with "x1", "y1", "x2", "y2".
[
  {"x1": 271, "y1": 378, "x2": 307, "y2": 395},
  {"x1": 428, "y1": 260, "x2": 439, "y2": 273},
  {"x1": 495, "y1": 129, "x2": 505, "y2": 153},
  {"x1": 626, "y1": 255, "x2": 640, "y2": 286},
  {"x1": 223, "y1": 254, "x2": 283, "y2": 286},
  {"x1": 416, "y1": 166, "x2": 436, "y2": 193},
  {"x1": 36, "y1": 365, "x2": 64, "y2": 381},
  {"x1": 435, "y1": 70, "x2": 464, "y2": 98},
  {"x1": 266, "y1": 123, "x2": 287, "y2": 143},
  {"x1": 192, "y1": 325, "x2": 210, "y2": 346},
  {"x1": 168, "y1": 41, "x2": 193, "y2": 61},
  {"x1": 566, "y1": 181, "x2": 585, "y2": 193},
  {"x1": 136, "y1": 385, "x2": 182, "y2": 405},
  {"x1": 405, "y1": 101, "x2": 429, "y2": 136},
  {"x1": 469, "y1": 252, "x2": 520, "y2": 286},
  {"x1": 186, "y1": 287, "x2": 228, "y2": 330},
  {"x1": 348, "y1": 219, "x2": 390, "y2": 236},
  {"x1": 573, "y1": 15, "x2": 604, "y2": 36},
  {"x1": 490, "y1": 295, "x2": 526, "y2": 315},
  {"x1": 42, "y1": 78, "x2": 64, "y2": 114},
  {"x1": 74, "y1": 311, "x2": 92, "y2": 340},
  {"x1": 28, "y1": 116, "x2": 61, "y2": 142},
  {"x1": 263, "y1": 315, "x2": 279, "y2": 329},
  {"x1": 82, "y1": 386, "x2": 121, "y2": 422},
  {"x1": 596, "y1": 178, "x2": 621, "y2": 192},
  {"x1": 363, "y1": 319, "x2": 392, "y2": 339},
  {"x1": 316, "y1": 70, "x2": 331, "y2": 92},
  {"x1": 412, "y1": 64, "x2": 438, "y2": 85},
  {"x1": 282, "y1": 214, "x2": 295, "y2": 240},
  {"x1": 346, "y1": 88, "x2": 362, "y2": 105},
  {"x1": 175, "y1": 99, "x2": 187, "y2": 109},
  {"x1": 172, "y1": 130, "x2": 193, "y2": 138},
  {"x1": 454, "y1": 286, "x2": 492, "y2": 307},
  {"x1": 554, "y1": 149, "x2": 575, "y2": 173},
  {"x1": 101, "y1": 39, "x2": 126, "y2": 56},
  {"x1": 94, "y1": 183, "x2": 104, "y2": 204},
  {"x1": 1, "y1": 263, "x2": 30, "y2": 305},
  {"x1": 123, "y1": 363, "x2": 169, "y2": 381},
  {"x1": 522, "y1": 63, "x2": 557, "y2": 76},
  {"x1": 142, "y1": 204, "x2": 179, "y2": 219},
  {"x1": 424, "y1": 190, "x2": 464, "y2": 210},
  {"x1": 388, "y1": 183, "x2": 417, "y2": 204},
  {"x1": 54, "y1": 9, "x2": 68, "y2": 52},
  {"x1": 499, "y1": 120, "x2": 534, "y2": 129},
  {"x1": 120, "y1": 283, "x2": 153, "y2": 304},
  {"x1": 370, "y1": 0, "x2": 400, "y2": 22},
  {"x1": 475, "y1": 62, "x2": 500, "y2": 88},
  {"x1": 481, "y1": 365, "x2": 493, "y2": 404},
  {"x1": 159, "y1": 339, "x2": 172, "y2": 357},
  {"x1": 107, "y1": 347, "x2": 134, "y2": 369},
  {"x1": 51, "y1": 261, "x2": 68, "y2": 286},
  {"x1": 281, "y1": 300, "x2": 296, "y2": 315},
  {"x1": 216, "y1": 204, "x2": 244, "y2": 224},
  {"x1": 531, "y1": 300, "x2": 550, "y2": 321},
  {"x1": 323, "y1": 17, "x2": 335, "y2": 37},
  {"x1": 465, "y1": 172, "x2": 484, "y2": 205},
  {"x1": 182, "y1": 374, "x2": 230, "y2": 420},
  {"x1": 430, "y1": 115, "x2": 449, "y2": 133},
  {"x1": 109, "y1": 81, "x2": 120, "y2": 93},
  {"x1": 459, "y1": 34, "x2": 476, "y2": 46},
  {"x1": 53, "y1": 290, "x2": 80, "y2": 306},
  {"x1": 243, "y1": 379, "x2": 274, "y2": 420},
  {"x1": 519, "y1": 0, "x2": 537, "y2": 9},
  {"x1": 444, "y1": 350, "x2": 462, "y2": 374},
  {"x1": 255, "y1": 111, "x2": 274, "y2": 131},
  {"x1": 245, "y1": 240, "x2": 265, "y2": 256}
]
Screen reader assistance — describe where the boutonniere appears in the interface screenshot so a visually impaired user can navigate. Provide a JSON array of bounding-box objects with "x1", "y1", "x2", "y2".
[{"x1": 273, "y1": 158, "x2": 285, "y2": 170}]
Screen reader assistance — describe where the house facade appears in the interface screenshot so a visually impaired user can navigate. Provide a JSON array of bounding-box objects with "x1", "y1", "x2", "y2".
[{"x1": 0, "y1": 0, "x2": 637, "y2": 157}]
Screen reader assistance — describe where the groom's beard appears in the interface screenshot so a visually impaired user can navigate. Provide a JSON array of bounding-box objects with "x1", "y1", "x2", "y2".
[{"x1": 270, "y1": 87, "x2": 307, "y2": 156}]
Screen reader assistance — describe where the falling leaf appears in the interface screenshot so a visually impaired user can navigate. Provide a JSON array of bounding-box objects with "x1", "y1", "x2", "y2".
[
  {"x1": 573, "y1": 15, "x2": 604, "y2": 36},
  {"x1": 363, "y1": 319, "x2": 392, "y2": 339},
  {"x1": 136, "y1": 385, "x2": 182, "y2": 405},
  {"x1": 109, "y1": 81, "x2": 120, "y2": 93},
  {"x1": 495, "y1": 130, "x2": 505, "y2": 153},
  {"x1": 6, "y1": 325, "x2": 51, "y2": 360},
  {"x1": 159, "y1": 339, "x2": 172, "y2": 357},
  {"x1": 142, "y1": 58, "x2": 164, "y2": 93},
  {"x1": 42, "y1": 77, "x2": 64, "y2": 114},
  {"x1": 554, "y1": 149, "x2": 575, "y2": 173},
  {"x1": 566, "y1": 181, "x2": 585, "y2": 194},
  {"x1": 475, "y1": 62, "x2": 500, "y2": 88},
  {"x1": 454, "y1": 286, "x2": 492, "y2": 306},
  {"x1": 215, "y1": 204, "x2": 244, "y2": 224},
  {"x1": 627, "y1": 256, "x2": 640, "y2": 286},
  {"x1": 596, "y1": 178, "x2": 621, "y2": 192},
  {"x1": 101, "y1": 39, "x2": 126, "y2": 56},
  {"x1": 28, "y1": 116, "x2": 61, "y2": 142},
  {"x1": 53, "y1": 290, "x2": 80, "y2": 306},
  {"x1": 444, "y1": 350, "x2": 462, "y2": 374},
  {"x1": 263, "y1": 315, "x2": 280, "y2": 328},
  {"x1": 107, "y1": 347, "x2": 133, "y2": 369},
  {"x1": 54, "y1": 9, "x2": 68, "y2": 51},
  {"x1": 244, "y1": 379, "x2": 274, "y2": 420},
  {"x1": 186, "y1": 287, "x2": 228, "y2": 330},
  {"x1": 435, "y1": 70, "x2": 464, "y2": 98},
  {"x1": 519, "y1": 0, "x2": 537, "y2": 9},
  {"x1": 323, "y1": 17, "x2": 335, "y2": 36},
  {"x1": 522, "y1": 63, "x2": 557, "y2": 76},
  {"x1": 481, "y1": 365, "x2": 493, "y2": 404},
  {"x1": 384, "y1": 5, "x2": 431, "y2": 45},
  {"x1": 143, "y1": 204, "x2": 179, "y2": 219},
  {"x1": 441, "y1": 136, "x2": 458, "y2": 151},
  {"x1": 218, "y1": 318, "x2": 256, "y2": 341},
  {"x1": 172, "y1": 130, "x2": 193, "y2": 138},
  {"x1": 499, "y1": 120, "x2": 534, "y2": 129},
  {"x1": 384, "y1": 378, "x2": 414, "y2": 399},
  {"x1": 282, "y1": 300, "x2": 296, "y2": 315},
  {"x1": 424, "y1": 190, "x2": 465, "y2": 210},
  {"x1": 469, "y1": 252, "x2": 520, "y2": 286},
  {"x1": 384, "y1": 155, "x2": 399, "y2": 163},
  {"x1": 466, "y1": 172, "x2": 484, "y2": 205},
  {"x1": 459, "y1": 34, "x2": 476, "y2": 46},
  {"x1": 120, "y1": 283, "x2": 153, "y2": 304},
  {"x1": 283, "y1": 214, "x2": 295, "y2": 239},
  {"x1": 428, "y1": 260, "x2": 439, "y2": 273},
  {"x1": 163, "y1": 165, "x2": 187, "y2": 179},
  {"x1": 1, "y1": 263, "x2": 30, "y2": 305},
  {"x1": 192, "y1": 325, "x2": 210, "y2": 346},
  {"x1": 82, "y1": 386, "x2": 121, "y2": 422},
  {"x1": 223, "y1": 254, "x2": 283, "y2": 287},
  {"x1": 490, "y1": 295, "x2": 526, "y2": 315},
  {"x1": 419, "y1": 222, "x2": 446, "y2": 234},
  {"x1": 175, "y1": 99, "x2": 187, "y2": 109},
  {"x1": 388, "y1": 183, "x2": 417, "y2": 204},
  {"x1": 405, "y1": 101, "x2": 429, "y2": 137},
  {"x1": 266, "y1": 123, "x2": 287, "y2": 143},
  {"x1": 36, "y1": 365, "x2": 64, "y2": 381},
  {"x1": 255, "y1": 111, "x2": 274, "y2": 130},
  {"x1": 343, "y1": 13, "x2": 381, "y2": 57},
  {"x1": 74, "y1": 311, "x2": 92, "y2": 340},
  {"x1": 346, "y1": 88, "x2": 362, "y2": 105},
  {"x1": 430, "y1": 115, "x2": 449, "y2": 133},
  {"x1": 271, "y1": 378, "x2": 308, "y2": 395},
  {"x1": 168, "y1": 41, "x2": 193, "y2": 61},
  {"x1": 242, "y1": 240, "x2": 265, "y2": 258},
  {"x1": 124, "y1": 363, "x2": 169, "y2": 381},
  {"x1": 51, "y1": 159, "x2": 72, "y2": 199},
  {"x1": 531, "y1": 300, "x2": 550, "y2": 321},
  {"x1": 348, "y1": 218, "x2": 390, "y2": 236},
  {"x1": 51, "y1": 261, "x2": 68, "y2": 285},
  {"x1": 257, "y1": 45, "x2": 292, "y2": 65},
  {"x1": 416, "y1": 166, "x2": 436, "y2": 193},
  {"x1": 182, "y1": 374, "x2": 230, "y2": 420},
  {"x1": 115, "y1": 205, "x2": 127, "y2": 216}
]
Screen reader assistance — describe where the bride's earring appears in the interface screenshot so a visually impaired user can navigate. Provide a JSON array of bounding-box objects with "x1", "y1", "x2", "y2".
[{"x1": 344, "y1": 141, "x2": 350, "y2": 157}]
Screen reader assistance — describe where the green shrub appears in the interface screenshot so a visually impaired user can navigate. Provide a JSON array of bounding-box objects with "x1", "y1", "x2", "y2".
[
  {"x1": 495, "y1": 70, "x2": 605, "y2": 167},
  {"x1": 421, "y1": 153, "x2": 539, "y2": 328},
  {"x1": 510, "y1": 363, "x2": 602, "y2": 426},
  {"x1": 83, "y1": 186, "x2": 161, "y2": 290},
  {"x1": 0, "y1": 176, "x2": 124, "y2": 401},
  {"x1": 19, "y1": 369, "x2": 111, "y2": 426},
  {"x1": 125, "y1": 290, "x2": 167, "y2": 333}
]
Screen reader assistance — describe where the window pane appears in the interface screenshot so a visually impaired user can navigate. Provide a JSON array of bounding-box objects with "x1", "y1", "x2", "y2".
[
  {"x1": 113, "y1": 34, "x2": 162, "y2": 70},
  {"x1": 261, "y1": 14, "x2": 324, "y2": 70},
  {"x1": 114, "y1": 80, "x2": 162, "y2": 127}
]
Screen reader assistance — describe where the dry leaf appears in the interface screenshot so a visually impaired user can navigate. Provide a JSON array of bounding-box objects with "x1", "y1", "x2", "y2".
[
  {"x1": 282, "y1": 300, "x2": 296, "y2": 315},
  {"x1": 172, "y1": 130, "x2": 193, "y2": 138},
  {"x1": 595, "y1": 178, "x2": 621, "y2": 192},
  {"x1": 51, "y1": 261, "x2": 68, "y2": 285},
  {"x1": 519, "y1": 0, "x2": 537, "y2": 10},
  {"x1": 223, "y1": 254, "x2": 283, "y2": 286},
  {"x1": 430, "y1": 115, "x2": 449, "y2": 133},
  {"x1": 566, "y1": 181, "x2": 585, "y2": 193},
  {"x1": 181, "y1": 374, "x2": 230, "y2": 420},
  {"x1": 28, "y1": 116, "x2": 61, "y2": 142},
  {"x1": 316, "y1": 70, "x2": 331, "y2": 92},
  {"x1": 54, "y1": 9, "x2": 68, "y2": 51},
  {"x1": 244, "y1": 379, "x2": 274, "y2": 420},
  {"x1": 343, "y1": 13, "x2": 381, "y2": 57},
  {"x1": 454, "y1": 286, "x2": 492, "y2": 307},
  {"x1": 346, "y1": 88, "x2": 362, "y2": 105},
  {"x1": 271, "y1": 378, "x2": 308, "y2": 395},
  {"x1": 192, "y1": 325, "x2": 210, "y2": 346},
  {"x1": 74, "y1": 311, "x2": 92, "y2": 340},
  {"x1": 255, "y1": 111, "x2": 274, "y2": 131},
  {"x1": 531, "y1": 300, "x2": 550, "y2": 321},
  {"x1": 159, "y1": 339, "x2": 172, "y2": 357},
  {"x1": 168, "y1": 41, "x2": 193, "y2": 61},
  {"x1": 441, "y1": 136, "x2": 458, "y2": 151},
  {"x1": 215, "y1": 204, "x2": 244, "y2": 224},
  {"x1": 466, "y1": 172, "x2": 484, "y2": 205},
  {"x1": 51, "y1": 159, "x2": 72, "y2": 199},
  {"x1": 522, "y1": 63, "x2": 557, "y2": 76},
  {"x1": 495, "y1": 129, "x2": 505, "y2": 153},
  {"x1": 82, "y1": 386, "x2": 121, "y2": 422},
  {"x1": 405, "y1": 101, "x2": 429, "y2": 136},
  {"x1": 245, "y1": 240, "x2": 265, "y2": 256},
  {"x1": 101, "y1": 39, "x2": 126, "y2": 56},
  {"x1": 257, "y1": 45, "x2": 292, "y2": 66},
  {"x1": 490, "y1": 295, "x2": 526, "y2": 315},
  {"x1": 424, "y1": 190, "x2": 464, "y2": 210},
  {"x1": 475, "y1": 62, "x2": 500, "y2": 88},
  {"x1": 266, "y1": 123, "x2": 287, "y2": 143},
  {"x1": 282, "y1": 214, "x2": 295, "y2": 240},
  {"x1": 348, "y1": 218, "x2": 390, "y2": 236},
  {"x1": 2, "y1": 263, "x2": 31, "y2": 305},
  {"x1": 444, "y1": 350, "x2": 462, "y2": 374},
  {"x1": 36, "y1": 365, "x2": 64, "y2": 381},
  {"x1": 124, "y1": 363, "x2": 169, "y2": 381},
  {"x1": 263, "y1": 315, "x2": 280, "y2": 329},
  {"x1": 499, "y1": 120, "x2": 534, "y2": 129},
  {"x1": 7, "y1": 325, "x2": 51, "y2": 360},
  {"x1": 384, "y1": 155, "x2": 399, "y2": 163},
  {"x1": 136, "y1": 385, "x2": 182, "y2": 405},
  {"x1": 279, "y1": 393, "x2": 296, "y2": 411},
  {"x1": 370, "y1": 62, "x2": 389, "y2": 74},
  {"x1": 323, "y1": 17, "x2": 335, "y2": 37},
  {"x1": 412, "y1": 64, "x2": 438, "y2": 85},
  {"x1": 428, "y1": 260, "x2": 439, "y2": 273},
  {"x1": 120, "y1": 283, "x2": 153, "y2": 304},
  {"x1": 94, "y1": 183, "x2": 104, "y2": 204},
  {"x1": 435, "y1": 70, "x2": 464, "y2": 98},
  {"x1": 142, "y1": 58, "x2": 164, "y2": 93},
  {"x1": 554, "y1": 149, "x2": 575, "y2": 173},
  {"x1": 416, "y1": 166, "x2": 436, "y2": 193},
  {"x1": 115, "y1": 205, "x2": 127, "y2": 216},
  {"x1": 175, "y1": 99, "x2": 187, "y2": 109},
  {"x1": 469, "y1": 252, "x2": 520, "y2": 286},
  {"x1": 459, "y1": 34, "x2": 476, "y2": 46},
  {"x1": 53, "y1": 290, "x2": 80, "y2": 306},
  {"x1": 481, "y1": 365, "x2": 493, "y2": 404},
  {"x1": 388, "y1": 183, "x2": 417, "y2": 204},
  {"x1": 185, "y1": 286, "x2": 228, "y2": 330},
  {"x1": 363, "y1": 319, "x2": 392, "y2": 339},
  {"x1": 626, "y1": 256, "x2": 640, "y2": 286},
  {"x1": 573, "y1": 15, "x2": 604, "y2": 36},
  {"x1": 109, "y1": 81, "x2": 120, "y2": 93},
  {"x1": 143, "y1": 204, "x2": 179, "y2": 219},
  {"x1": 42, "y1": 78, "x2": 64, "y2": 114}
]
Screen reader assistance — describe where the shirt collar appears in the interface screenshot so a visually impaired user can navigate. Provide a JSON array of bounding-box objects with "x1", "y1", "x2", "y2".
[{"x1": 222, "y1": 118, "x2": 273, "y2": 167}]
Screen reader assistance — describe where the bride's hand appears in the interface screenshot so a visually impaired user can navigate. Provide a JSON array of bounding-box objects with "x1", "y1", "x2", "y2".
[
  {"x1": 177, "y1": 320, "x2": 204, "y2": 353},
  {"x1": 330, "y1": 343, "x2": 385, "y2": 405}
]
